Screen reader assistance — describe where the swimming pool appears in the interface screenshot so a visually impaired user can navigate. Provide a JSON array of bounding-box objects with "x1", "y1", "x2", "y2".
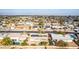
[{"x1": 50, "y1": 33, "x2": 77, "y2": 40}]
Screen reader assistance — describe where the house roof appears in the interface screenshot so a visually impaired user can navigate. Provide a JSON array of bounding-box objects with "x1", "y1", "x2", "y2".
[{"x1": 0, "y1": 33, "x2": 28, "y2": 40}]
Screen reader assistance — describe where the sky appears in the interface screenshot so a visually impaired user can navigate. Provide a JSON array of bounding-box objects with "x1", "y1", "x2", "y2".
[{"x1": 0, "y1": 9, "x2": 79, "y2": 15}]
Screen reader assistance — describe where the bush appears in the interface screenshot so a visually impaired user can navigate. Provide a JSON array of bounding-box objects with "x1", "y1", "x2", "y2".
[
  {"x1": 1, "y1": 37, "x2": 12, "y2": 46},
  {"x1": 31, "y1": 44, "x2": 36, "y2": 46},
  {"x1": 39, "y1": 41, "x2": 48, "y2": 46},
  {"x1": 56, "y1": 40, "x2": 68, "y2": 47},
  {"x1": 21, "y1": 40, "x2": 28, "y2": 46}
]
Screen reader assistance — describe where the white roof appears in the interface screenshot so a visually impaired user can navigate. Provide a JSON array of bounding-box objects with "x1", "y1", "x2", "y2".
[
  {"x1": 52, "y1": 26, "x2": 64, "y2": 28},
  {"x1": 8, "y1": 33, "x2": 28, "y2": 40},
  {"x1": 0, "y1": 33, "x2": 8, "y2": 39},
  {"x1": 25, "y1": 22, "x2": 33, "y2": 26},
  {"x1": 0, "y1": 33, "x2": 28, "y2": 40}
]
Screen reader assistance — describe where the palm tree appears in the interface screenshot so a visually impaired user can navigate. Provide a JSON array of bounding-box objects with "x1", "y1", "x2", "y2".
[{"x1": 38, "y1": 17, "x2": 45, "y2": 33}]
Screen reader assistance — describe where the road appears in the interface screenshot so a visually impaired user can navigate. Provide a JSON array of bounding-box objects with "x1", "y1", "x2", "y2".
[{"x1": 0, "y1": 30, "x2": 79, "y2": 34}]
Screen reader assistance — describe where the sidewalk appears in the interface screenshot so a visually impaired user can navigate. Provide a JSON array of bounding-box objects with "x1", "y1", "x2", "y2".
[{"x1": 0, "y1": 46, "x2": 78, "y2": 49}]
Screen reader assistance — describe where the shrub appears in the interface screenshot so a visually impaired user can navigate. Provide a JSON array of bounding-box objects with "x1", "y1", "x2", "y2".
[
  {"x1": 31, "y1": 44, "x2": 36, "y2": 46},
  {"x1": 56, "y1": 40, "x2": 68, "y2": 47},
  {"x1": 1, "y1": 37, "x2": 12, "y2": 46},
  {"x1": 39, "y1": 41, "x2": 48, "y2": 46},
  {"x1": 21, "y1": 40, "x2": 28, "y2": 46}
]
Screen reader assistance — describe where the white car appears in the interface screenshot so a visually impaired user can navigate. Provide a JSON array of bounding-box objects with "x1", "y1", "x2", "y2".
[{"x1": 74, "y1": 28, "x2": 79, "y2": 33}]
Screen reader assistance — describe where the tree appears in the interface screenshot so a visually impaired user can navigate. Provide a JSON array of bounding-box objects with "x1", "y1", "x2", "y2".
[
  {"x1": 1, "y1": 37, "x2": 12, "y2": 46},
  {"x1": 58, "y1": 17, "x2": 64, "y2": 25},
  {"x1": 38, "y1": 19, "x2": 45, "y2": 33},
  {"x1": 39, "y1": 21, "x2": 44, "y2": 28},
  {"x1": 38, "y1": 17, "x2": 45, "y2": 29},
  {"x1": 48, "y1": 39, "x2": 53, "y2": 45},
  {"x1": 56, "y1": 40, "x2": 68, "y2": 47},
  {"x1": 48, "y1": 34, "x2": 54, "y2": 45}
]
